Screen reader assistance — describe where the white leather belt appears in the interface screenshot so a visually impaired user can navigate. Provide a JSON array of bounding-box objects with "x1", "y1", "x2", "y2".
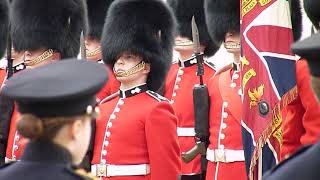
[
  {"x1": 5, "y1": 157, "x2": 17, "y2": 163},
  {"x1": 177, "y1": 127, "x2": 195, "y2": 137},
  {"x1": 91, "y1": 164, "x2": 150, "y2": 177},
  {"x1": 206, "y1": 148, "x2": 245, "y2": 163}
]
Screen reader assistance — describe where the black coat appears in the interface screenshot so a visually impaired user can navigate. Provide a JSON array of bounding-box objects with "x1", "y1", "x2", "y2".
[
  {"x1": 0, "y1": 140, "x2": 94, "y2": 180},
  {"x1": 263, "y1": 142, "x2": 320, "y2": 180}
]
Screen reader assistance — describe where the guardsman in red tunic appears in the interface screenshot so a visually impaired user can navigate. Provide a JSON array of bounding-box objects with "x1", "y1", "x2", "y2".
[
  {"x1": 204, "y1": 0, "x2": 246, "y2": 179},
  {"x1": 164, "y1": 0, "x2": 218, "y2": 179},
  {"x1": 281, "y1": 0, "x2": 320, "y2": 159},
  {"x1": 86, "y1": 0, "x2": 120, "y2": 101},
  {"x1": 0, "y1": 60, "x2": 108, "y2": 180},
  {"x1": 0, "y1": 49, "x2": 30, "y2": 164},
  {"x1": 91, "y1": 0, "x2": 181, "y2": 179},
  {"x1": 0, "y1": 0, "x2": 87, "y2": 163},
  {"x1": 262, "y1": 3, "x2": 320, "y2": 178},
  {"x1": 281, "y1": 59, "x2": 320, "y2": 158}
]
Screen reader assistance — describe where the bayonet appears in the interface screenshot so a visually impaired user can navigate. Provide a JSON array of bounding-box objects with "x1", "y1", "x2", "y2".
[
  {"x1": 182, "y1": 17, "x2": 210, "y2": 172},
  {"x1": 192, "y1": 16, "x2": 201, "y2": 54},
  {"x1": 80, "y1": 31, "x2": 87, "y2": 59},
  {"x1": 191, "y1": 16, "x2": 204, "y2": 84}
]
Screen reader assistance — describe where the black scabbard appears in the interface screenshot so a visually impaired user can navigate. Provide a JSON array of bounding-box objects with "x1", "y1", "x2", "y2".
[
  {"x1": 193, "y1": 85, "x2": 210, "y2": 141},
  {"x1": 193, "y1": 84, "x2": 210, "y2": 173}
]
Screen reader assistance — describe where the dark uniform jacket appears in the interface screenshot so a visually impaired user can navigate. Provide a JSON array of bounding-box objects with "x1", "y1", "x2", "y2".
[
  {"x1": 0, "y1": 140, "x2": 95, "y2": 180},
  {"x1": 263, "y1": 141, "x2": 320, "y2": 180}
]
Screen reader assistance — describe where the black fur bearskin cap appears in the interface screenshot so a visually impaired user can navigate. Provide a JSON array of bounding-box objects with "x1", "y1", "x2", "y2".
[
  {"x1": 204, "y1": 0, "x2": 239, "y2": 46},
  {"x1": 10, "y1": 0, "x2": 88, "y2": 58},
  {"x1": 87, "y1": 0, "x2": 114, "y2": 40},
  {"x1": 101, "y1": 0, "x2": 177, "y2": 92}
]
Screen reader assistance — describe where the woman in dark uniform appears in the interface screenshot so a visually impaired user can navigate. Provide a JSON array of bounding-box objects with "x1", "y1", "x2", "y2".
[{"x1": 0, "y1": 59, "x2": 108, "y2": 180}]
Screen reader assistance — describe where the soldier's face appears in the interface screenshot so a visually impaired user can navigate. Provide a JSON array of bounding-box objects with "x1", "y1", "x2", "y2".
[
  {"x1": 174, "y1": 36, "x2": 193, "y2": 52},
  {"x1": 24, "y1": 48, "x2": 53, "y2": 68},
  {"x1": 113, "y1": 53, "x2": 150, "y2": 84},
  {"x1": 173, "y1": 36, "x2": 205, "y2": 59},
  {"x1": 85, "y1": 38, "x2": 102, "y2": 61},
  {"x1": 224, "y1": 32, "x2": 240, "y2": 54}
]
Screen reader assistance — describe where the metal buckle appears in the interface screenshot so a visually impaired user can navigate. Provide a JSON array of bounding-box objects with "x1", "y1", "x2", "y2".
[
  {"x1": 214, "y1": 149, "x2": 226, "y2": 162},
  {"x1": 96, "y1": 164, "x2": 107, "y2": 177}
]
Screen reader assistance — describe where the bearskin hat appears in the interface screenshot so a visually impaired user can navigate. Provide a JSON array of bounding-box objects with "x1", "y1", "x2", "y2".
[
  {"x1": 204, "y1": 0, "x2": 239, "y2": 46},
  {"x1": 304, "y1": 0, "x2": 320, "y2": 30},
  {"x1": 0, "y1": 0, "x2": 8, "y2": 58},
  {"x1": 10, "y1": 0, "x2": 88, "y2": 59},
  {"x1": 87, "y1": 0, "x2": 114, "y2": 40},
  {"x1": 289, "y1": 0, "x2": 302, "y2": 41},
  {"x1": 167, "y1": 0, "x2": 218, "y2": 57},
  {"x1": 101, "y1": 0, "x2": 177, "y2": 92}
]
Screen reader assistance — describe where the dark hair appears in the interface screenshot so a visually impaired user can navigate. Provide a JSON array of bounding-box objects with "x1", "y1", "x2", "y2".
[{"x1": 16, "y1": 114, "x2": 88, "y2": 140}]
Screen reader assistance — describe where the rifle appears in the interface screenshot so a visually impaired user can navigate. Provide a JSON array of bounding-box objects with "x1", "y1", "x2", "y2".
[{"x1": 181, "y1": 17, "x2": 210, "y2": 173}]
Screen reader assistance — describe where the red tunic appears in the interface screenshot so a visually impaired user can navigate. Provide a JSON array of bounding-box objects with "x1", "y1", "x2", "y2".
[
  {"x1": 281, "y1": 59, "x2": 320, "y2": 159},
  {"x1": 206, "y1": 67, "x2": 246, "y2": 180},
  {"x1": 5, "y1": 107, "x2": 28, "y2": 161},
  {"x1": 1, "y1": 65, "x2": 29, "y2": 161},
  {"x1": 164, "y1": 61, "x2": 215, "y2": 175},
  {"x1": 0, "y1": 67, "x2": 7, "y2": 87},
  {"x1": 92, "y1": 86, "x2": 181, "y2": 180},
  {"x1": 0, "y1": 68, "x2": 6, "y2": 90}
]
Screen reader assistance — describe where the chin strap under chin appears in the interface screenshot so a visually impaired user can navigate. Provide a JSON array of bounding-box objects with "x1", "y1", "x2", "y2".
[
  {"x1": 224, "y1": 42, "x2": 240, "y2": 50},
  {"x1": 24, "y1": 49, "x2": 58, "y2": 66},
  {"x1": 86, "y1": 47, "x2": 101, "y2": 58}
]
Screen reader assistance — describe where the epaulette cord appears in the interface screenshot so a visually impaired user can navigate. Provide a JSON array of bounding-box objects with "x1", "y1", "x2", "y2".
[
  {"x1": 146, "y1": 90, "x2": 169, "y2": 102},
  {"x1": 204, "y1": 60, "x2": 216, "y2": 71}
]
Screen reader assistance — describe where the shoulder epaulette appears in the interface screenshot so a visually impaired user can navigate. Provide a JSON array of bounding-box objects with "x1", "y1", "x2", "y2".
[
  {"x1": 99, "y1": 91, "x2": 119, "y2": 105},
  {"x1": 146, "y1": 90, "x2": 169, "y2": 102},
  {"x1": 204, "y1": 60, "x2": 216, "y2": 71}
]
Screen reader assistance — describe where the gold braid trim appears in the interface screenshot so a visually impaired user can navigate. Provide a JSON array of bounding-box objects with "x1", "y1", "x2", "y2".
[
  {"x1": 224, "y1": 42, "x2": 241, "y2": 49},
  {"x1": 25, "y1": 49, "x2": 54, "y2": 66},
  {"x1": 114, "y1": 61, "x2": 146, "y2": 77},
  {"x1": 86, "y1": 47, "x2": 101, "y2": 57},
  {"x1": 175, "y1": 39, "x2": 194, "y2": 46}
]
